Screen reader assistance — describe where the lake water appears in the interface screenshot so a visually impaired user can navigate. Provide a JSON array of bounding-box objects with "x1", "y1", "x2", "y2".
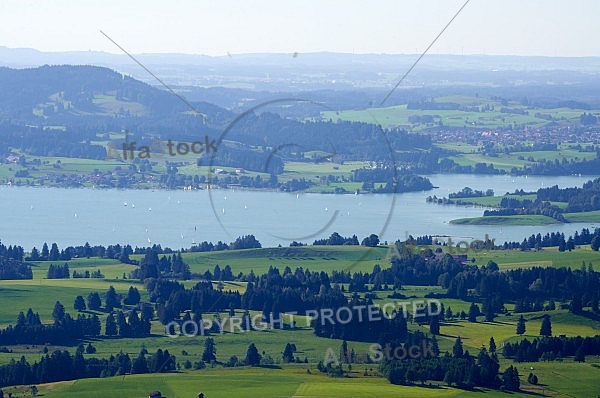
[{"x1": 0, "y1": 174, "x2": 597, "y2": 250}]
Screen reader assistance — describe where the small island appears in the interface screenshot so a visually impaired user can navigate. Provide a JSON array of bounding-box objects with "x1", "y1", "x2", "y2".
[{"x1": 430, "y1": 179, "x2": 600, "y2": 225}]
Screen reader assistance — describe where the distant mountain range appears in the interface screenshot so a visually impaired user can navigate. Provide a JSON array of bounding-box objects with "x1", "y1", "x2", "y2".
[
  {"x1": 3, "y1": 46, "x2": 600, "y2": 71},
  {"x1": 2, "y1": 46, "x2": 600, "y2": 95}
]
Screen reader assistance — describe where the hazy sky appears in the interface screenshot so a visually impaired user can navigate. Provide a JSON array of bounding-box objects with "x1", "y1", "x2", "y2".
[{"x1": 1, "y1": 0, "x2": 598, "y2": 57}]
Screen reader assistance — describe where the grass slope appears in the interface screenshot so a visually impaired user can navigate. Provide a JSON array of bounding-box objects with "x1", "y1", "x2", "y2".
[
  {"x1": 29, "y1": 366, "x2": 588, "y2": 398},
  {"x1": 449, "y1": 215, "x2": 559, "y2": 225},
  {"x1": 0, "y1": 247, "x2": 599, "y2": 396},
  {"x1": 181, "y1": 245, "x2": 389, "y2": 276}
]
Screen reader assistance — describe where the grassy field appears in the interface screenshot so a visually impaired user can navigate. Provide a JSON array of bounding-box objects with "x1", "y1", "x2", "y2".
[
  {"x1": 467, "y1": 244, "x2": 600, "y2": 271},
  {"x1": 511, "y1": 359, "x2": 600, "y2": 397},
  {"x1": 434, "y1": 194, "x2": 537, "y2": 207},
  {"x1": 0, "y1": 245, "x2": 599, "y2": 396},
  {"x1": 449, "y1": 215, "x2": 559, "y2": 225},
  {"x1": 424, "y1": 310, "x2": 600, "y2": 351},
  {"x1": 436, "y1": 191, "x2": 600, "y2": 225},
  {"x1": 181, "y1": 245, "x2": 389, "y2": 276},
  {"x1": 446, "y1": 150, "x2": 596, "y2": 173},
  {"x1": 322, "y1": 104, "x2": 544, "y2": 131},
  {"x1": 4, "y1": 143, "x2": 370, "y2": 192},
  {"x1": 29, "y1": 258, "x2": 136, "y2": 279},
  {"x1": 437, "y1": 190, "x2": 600, "y2": 224},
  {"x1": 1, "y1": 275, "x2": 596, "y2": 368},
  {"x1": 10, "y1": 361, "x2": 596, "y2": 398},
  {"x1": 0, "y1": 259, "x2": 143, "y2": 326},
  {"x1": 431, "y1": 193, "x2": 569, "y2": 213},
  {"x1": 447, "y1": 153, "x2": 528, "y2": 171},
  {"x1": 24, "y1": 368, "x2": 470, "y2": 398},
  {"x1": 1, "y1": 310, "x2": 598, "y2": 396},
  {"x1": 320, "y1": 96, "x2": 598, "y2": 131},
  {"x1": 0, "y1": 279, "x2": 140, "y2": 326},
  {"x1": 434, "y1": 142, "x2": 480, "y2": 153},
  {"x1": 565, "y1": 209, "x2": 600, "y2": 222},
  {"x1": 92, "y1": 94, "x2": 147, "y2": 116},
  {"x1": 0, "y1": 156, "x2": 125, "y2": 186}
]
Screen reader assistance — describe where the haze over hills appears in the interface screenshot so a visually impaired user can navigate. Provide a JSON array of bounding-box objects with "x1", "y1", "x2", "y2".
[
  {"x1": 0, "y1": 65, "x2": 428, "y2": 166},
  {"x1": 1, "y1": 62, "x2": 599, "y2": 164},
  {"x1": 4, "y1": 46, "x2": 600, "y2": 71},
  {"x1": 0, "y1": 64, "x2": 229, "y2": 122},
  {"x1": 2, "y1": 46, "x2": 600, "y2": 100}
]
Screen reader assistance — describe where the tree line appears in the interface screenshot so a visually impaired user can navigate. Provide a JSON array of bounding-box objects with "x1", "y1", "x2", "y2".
[
  {"x1": 502, "y1": 335, "x2": 600, "y2": 363},
  {"x1": 0, "y1": 305, "x2": 100, "y2": 345},
  {"x1": 0, "y1": 347, "x2": 174, "y2": 388}
]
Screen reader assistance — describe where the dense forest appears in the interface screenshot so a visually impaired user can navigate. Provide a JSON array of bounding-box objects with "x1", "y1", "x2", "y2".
[{"x1": 0, "y1": 243, "x2": 31, "y2": 280}]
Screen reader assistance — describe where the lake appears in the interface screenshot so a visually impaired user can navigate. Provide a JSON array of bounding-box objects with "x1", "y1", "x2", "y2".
[{"x1": 0, "y1": 174, "x2": 597, "y2": 250}]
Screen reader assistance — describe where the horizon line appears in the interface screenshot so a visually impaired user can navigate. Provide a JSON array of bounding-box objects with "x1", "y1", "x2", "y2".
[{"x1": 2, "y1": 45, "x2": 600, "y2": 60}]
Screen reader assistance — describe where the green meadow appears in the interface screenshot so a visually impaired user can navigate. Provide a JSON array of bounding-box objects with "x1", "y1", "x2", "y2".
[
  {"x1": 180, "y1": 245, "x2": 389, "y2": 276},
  {"x1": 23, "y1": 368, "x2": 482, "y2": 398},
  {"x1": 449, "y1": 210, "x2": 600, "y2": 225},
  {"x1": 446, "y1": 150, "x2": 596, "y2": 173},
  {"x1": 449, "y1": 215, "x2": 560, "y2": 225},
  {"x1": 9, "y1": 361, "x2": 599, "y2": 398},
  {"x1": 0, "y1": 245, "x2": 599, "y2": 396},
  {"x1": 467, "y1": 245, "x2": 600, "y2": 271},
  {"x1": 565, "y1": 209, "x2": 600, "y2": 222},
  {"x1": 320, "y1": 95, "x2": 599, "y2": 131},
  {"x1": 0, "y1": 279, "x2": 139, "y2": 326},
  {"x1": 436, "y1": 194, "x2": 537, "y2": 208}
]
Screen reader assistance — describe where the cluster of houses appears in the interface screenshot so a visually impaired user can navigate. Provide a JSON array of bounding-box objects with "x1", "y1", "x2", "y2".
[{"x1": 432, "y1": 125, "x2": 600, "y2": 147}]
